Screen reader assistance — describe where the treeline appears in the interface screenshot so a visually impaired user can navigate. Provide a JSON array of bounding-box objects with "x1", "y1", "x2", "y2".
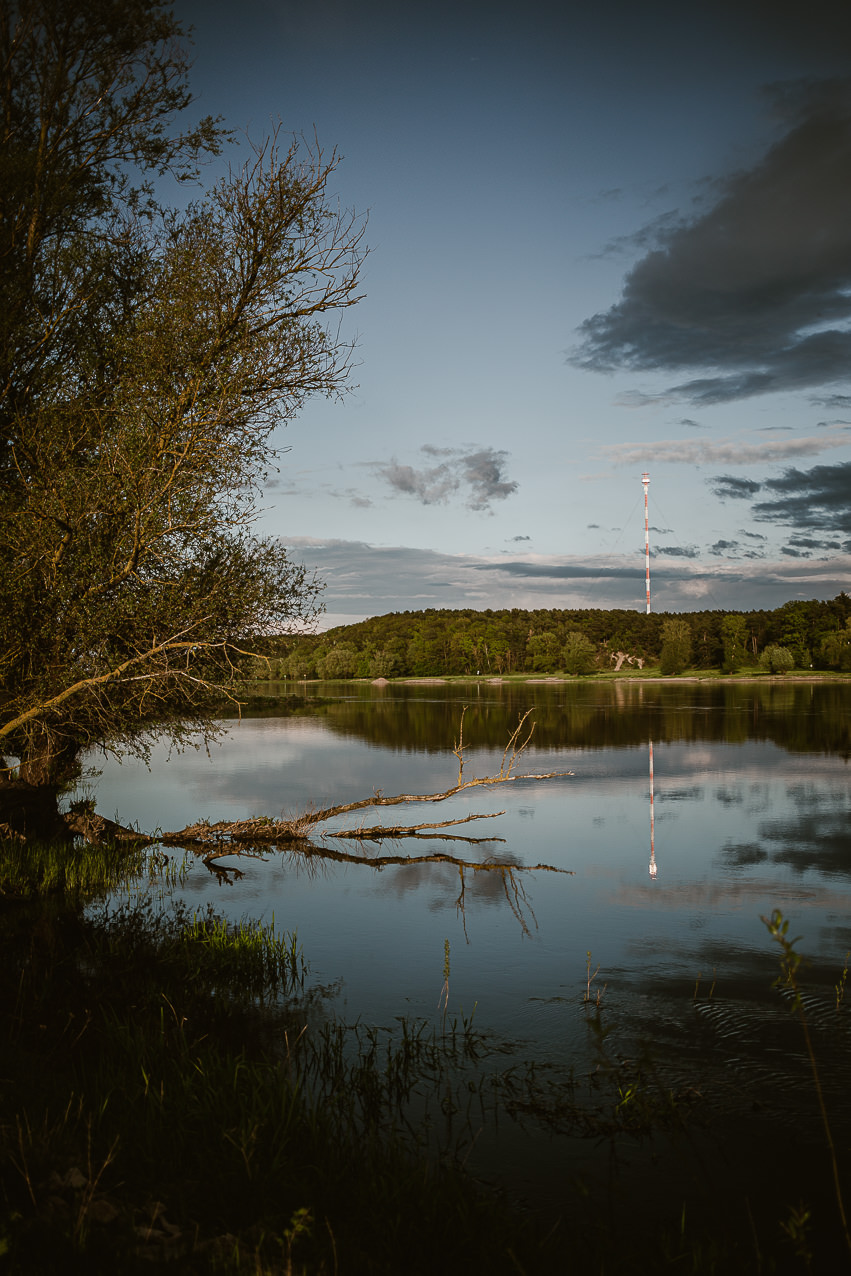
[{"x1": 250, "y1": 595, "x2": 851, "y2": 680}]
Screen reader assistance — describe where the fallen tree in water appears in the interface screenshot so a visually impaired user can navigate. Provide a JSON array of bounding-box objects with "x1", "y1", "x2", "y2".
[
  {"x1": 57, "y1": 709, "x2": 574, "y2": 937},
  {"x1": 60, "y1": 710, "x2": 572, "y2": 890}
]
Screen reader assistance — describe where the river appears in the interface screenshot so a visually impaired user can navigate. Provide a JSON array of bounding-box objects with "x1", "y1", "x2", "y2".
[{"x1": 75, "y1": 677, "x2": 851, "y2": 1229}]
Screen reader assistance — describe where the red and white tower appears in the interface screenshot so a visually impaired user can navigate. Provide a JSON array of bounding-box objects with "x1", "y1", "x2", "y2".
[{"x1": 642, "y1": 472, "x2": 651, "y2": 614}]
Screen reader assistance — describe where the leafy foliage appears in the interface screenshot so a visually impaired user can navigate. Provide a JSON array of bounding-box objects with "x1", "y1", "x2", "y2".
[
  {"x1": 659, "y1": 617, "x2": 693, "y2": 675},
  {"x1": 0, "y1": 0, "x2": 366, "y2": 786},
  {"x1": 252, "y1": 594, "x2": 851, "y2": 682},
  {"x1": 759, "y1": 645, "x2": 796, "y2": 674}
]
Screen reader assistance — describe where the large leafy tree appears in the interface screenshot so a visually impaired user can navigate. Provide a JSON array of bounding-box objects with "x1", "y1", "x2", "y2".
[
  {"x1": 0, "y1": 0, "x2": 366, "y2": 801},
  {"x1": 659, "y1": 617, "x2": 693, "y2": 675}
]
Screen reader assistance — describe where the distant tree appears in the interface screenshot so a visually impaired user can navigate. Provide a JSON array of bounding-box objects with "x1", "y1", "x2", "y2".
[
  {"x1": 284, "y1": 647, "x2": 318, "y2": 679},
  {"x1": 526, "y1": 632, "x2": 562, "y2": 672},
  {"x1": 562, "y1": 632, "x2": 596, "y2": 676},
  {"x1": 721, "y1": 614, "x2": 749, "y2": 673},
  {"x1": 776, "y1": 602, "x2": 813, "y2": 668},
  {"x1": 317, "y1": 644, "x2": 358, "y2": 679},
  {"x1": 759, "y1": 645, "x2": 795, "y2": 675},
  {"x1": 659, "y1": 618, "x2": 693, "y2": 675},
  {"x1": 819, "y1": 621, "x2": 851, "y2": 670},
  {"x1": 0, "y1": 0, "x2": 366, "y2": 808},
  {"x1": 367, "y1": 649, "x2": 399, "y2": 679}
]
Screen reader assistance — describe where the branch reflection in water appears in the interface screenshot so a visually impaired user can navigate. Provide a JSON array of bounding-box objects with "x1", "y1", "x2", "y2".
[{"x1": 153, "y1": 708, "x2": 573, "y2": 938}]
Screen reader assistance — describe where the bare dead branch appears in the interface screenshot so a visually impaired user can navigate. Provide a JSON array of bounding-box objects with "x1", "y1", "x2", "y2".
[
  {"x1": 307, "y1": 769, "x2": 570, "y2": 824},
  {"x1": 195, "y1": 842, "x2": 572, "y2": 875},
  {"x1": 323, "y1": 812, "x2": 504, "y2": 840},
  {"x1": 452, "y1": 706, "x2": 467, "y2": 787},
  {"x1": 62, "y1": 708, "x2": 575, "y2": 938}
]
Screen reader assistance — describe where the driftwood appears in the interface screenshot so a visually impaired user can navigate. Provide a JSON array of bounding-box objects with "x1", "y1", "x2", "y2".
[
  {"x1": 160, "y1": 709, "x2": 569, "y2": 852},
  {"x1": 63, "y1": 710, "x2": 574, "y2": 905}
]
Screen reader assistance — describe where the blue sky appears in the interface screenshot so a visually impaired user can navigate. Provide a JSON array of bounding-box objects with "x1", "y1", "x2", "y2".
[{"x1": 177, "y1": 0, "x2": 851, "y2": 624}]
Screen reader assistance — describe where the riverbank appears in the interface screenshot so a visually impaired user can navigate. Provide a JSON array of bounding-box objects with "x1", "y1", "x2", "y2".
[{"x1": 244, "y1": 669, "x2": 851, "y2": 693}]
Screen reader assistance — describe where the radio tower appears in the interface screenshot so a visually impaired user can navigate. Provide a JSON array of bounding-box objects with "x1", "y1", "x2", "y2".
[{"x1": 642, "y1": 472, "x2": 651, "y2": 614}]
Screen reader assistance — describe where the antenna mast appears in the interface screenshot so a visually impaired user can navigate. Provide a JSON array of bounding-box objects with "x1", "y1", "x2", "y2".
[{"x1": 642, "y1": 472, "x2": 651, "y2": 614}]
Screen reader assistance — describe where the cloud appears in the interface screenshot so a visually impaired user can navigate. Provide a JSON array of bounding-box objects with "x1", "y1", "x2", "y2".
[
  {"x1": 373, "y1": 445, "x2": 518, "y2": 511},
  {"x1": 600, "y1": 427, "x2": 850, "y2": 469},
  {"x1": 787, "y1": 535, "x2": 843, "y2": 550},
  {"x1": 327, "y1": 485, "x2": 373, "y2": 508},
  {"x1": 712, "y1": 476, "x2": 763, "y2": 500},
  {"x1": 572, "y1": 79, "x2": 851, "y2": 404},
  {"x1": 657, "y1": 544, "x2": 699, "y2": 558},
  {"x1": 752, "y1": 460, "x2": 851, "y2": 538},
  {"x1": 282, "y1": 536, "x2": 851, "y2": 619},
  {"x1": 460, "y1": 449, "x2": 519, "y2": 509},
  {"x1": 710, "y1": 459, "x2": 851, "y2": 551}
]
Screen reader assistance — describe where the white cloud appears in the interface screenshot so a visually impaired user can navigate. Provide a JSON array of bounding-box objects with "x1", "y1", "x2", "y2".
[{"x1": 598, "y1": 426, "x2": 851, "y2": 468}]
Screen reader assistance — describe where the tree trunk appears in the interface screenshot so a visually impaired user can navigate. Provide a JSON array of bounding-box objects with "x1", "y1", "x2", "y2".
[
  {"x1": 15, "y1": 724, "x2": 82, "y2": 789},
  {"x1": 1, "y1": 727, "x2": 81, "y2": 842},
  {"x1": 0, "y1": 777, "x2": 69, "y2": 842}
]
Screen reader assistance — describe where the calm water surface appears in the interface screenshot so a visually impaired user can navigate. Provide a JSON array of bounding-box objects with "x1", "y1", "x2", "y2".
[{"x1": 77, "y1": 679, "x2": 851, "y2": 1208}]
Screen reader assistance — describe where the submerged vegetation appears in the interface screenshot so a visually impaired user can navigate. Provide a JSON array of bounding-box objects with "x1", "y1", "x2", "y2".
[{"x1": 2, "y1": 841, "x2": 851, "y2": 1272}]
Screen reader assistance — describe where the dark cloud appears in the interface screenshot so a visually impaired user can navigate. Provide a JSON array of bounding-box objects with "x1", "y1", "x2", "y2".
[
  {"x1": 374, "y1": 445, "x2": 517, "y2": 512},
  {"x1": 710, "y1": 459, "x2": 851, "y2": 552},
  {"x1": 753, "y1": 460, "x2": 851, "y2": 537},
  {"x1": 476, "y1": 560, "x2": 638, "y2": 580},
  {"x1": 679, "y1": 418, "x2": 702, "y2": 429},
  {"x1": 508, "y1": 534, "x2": 531, "y2": 541},
  {"x1": 285, "y1": 537, "x2": 851, "y2": 618},
  {"x1": 787, "y1": 535, "x2": 843, "y2": 550},
  {"x1": 712, "y1": 476, "x2": 763, "y2": 500},
  {"x1": 706, "y1": 535, "x2": 766, "y2": 560},
  {"x1": 658, "y1": 544, "x2": 699, "y2": 558},
  {"x1": 572, "y1": 79, "x2": 851, "y2": 404}
]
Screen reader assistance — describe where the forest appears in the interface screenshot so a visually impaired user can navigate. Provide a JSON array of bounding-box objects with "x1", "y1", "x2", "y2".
[{"x1": 252, "y1": 594, "x2": 851, "y2": 680}]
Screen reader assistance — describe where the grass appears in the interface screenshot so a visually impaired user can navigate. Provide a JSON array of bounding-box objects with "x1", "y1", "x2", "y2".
[
  {"x1": 0, "y1": 837, "x2": 151, "y2": 898},
  {"x1": 3, "y1": 839, "x2": 851, "y2": 1272},
  {"x1": 0, "y1": 841, "x2": 565, "y2": 1274}
]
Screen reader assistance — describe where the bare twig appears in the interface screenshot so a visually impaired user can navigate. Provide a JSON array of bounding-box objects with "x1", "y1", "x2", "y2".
[{"x1": 452, "y1": 707, "x2": 467, "y2": 787}]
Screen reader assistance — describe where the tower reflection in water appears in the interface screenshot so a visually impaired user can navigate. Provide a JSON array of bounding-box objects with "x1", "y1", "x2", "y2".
[{"x1": 648, "y1": 739, "x2": 657, "y2": 879}]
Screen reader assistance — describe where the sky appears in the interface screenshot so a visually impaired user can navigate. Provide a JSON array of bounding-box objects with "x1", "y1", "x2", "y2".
[{"x1": 175, "y1": 0, "x2": 851, "y2": 625}]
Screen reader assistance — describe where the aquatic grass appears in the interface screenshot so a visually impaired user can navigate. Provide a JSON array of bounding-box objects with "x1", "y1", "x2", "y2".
[
  {"x1": 0, "y1": 890, "x2": 568, "y2": 1274},
  {"x1": 583, "y1": 948, "x2": 606, "y2": 1008},
  {"x1": 763, "y1": 909, "x2": 851, "y2": 1262},
  {"x1": 835, "y1": 951, "x2": 849, "y2": 1010},
  {"x1": 179, "y1": 910, "x2": 309, "y2": 1001},
  {"x1": 0, "y1": 836, "x2": 149, "y2": 898},
  {"x1": 8, "y1": 877, "x2": 851, "y2": 1271}
]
